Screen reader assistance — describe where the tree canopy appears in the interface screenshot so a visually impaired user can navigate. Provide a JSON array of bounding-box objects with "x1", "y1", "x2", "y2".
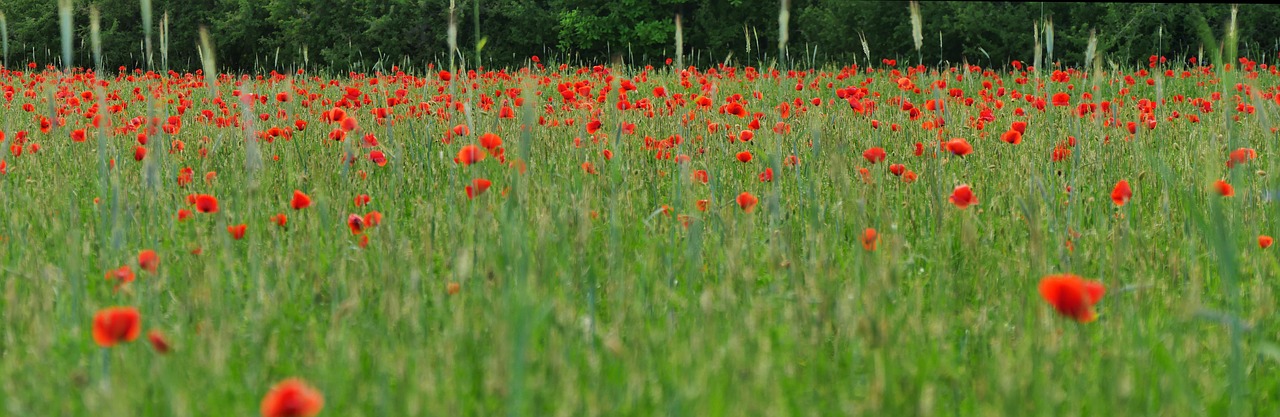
[{"x1": 1, "y1": 1, "x2": 1274, "y2": 72}]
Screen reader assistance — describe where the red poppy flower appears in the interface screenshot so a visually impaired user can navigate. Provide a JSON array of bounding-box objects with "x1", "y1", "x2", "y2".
[
  {"x1": 948, "y1": 185, "x2": 978, "y2": 209},
  {"x1": 454, "y1": 145, "x2": 485, "y2": 166},
  {"x1": 479, "y1": 133, "x2": 503, "y2": 150},
  {"x1": 1214, "y1": 180, "x2": 1235, "y2": 197},
  {"x1": 945, "y1": 138, "x2": 973, "y2": 157},
  {"x1": 369, "y1": 150, "x2": 387, "y2": 167},
  {"x1": 105, "y1": 265, "x2": 136, "y2": 290},
  {"x1": 861, "y1": 228, "x2": 878, "y2": 251},
  {"x1": 903, "y1": 170, "x2": 918, "y2": 183},
  {"x1": 1051, "y1": 92, "x2": 1070, "y2": 106},
  {"x1": 1011, "y1": 121, "x2": 1027, "y2": 134},
  {"x1": 148, "y1": 330, "x2": 171, "y2": 354},
  {"x1": 363, "y1": 212, "x2": 381, "y2": 227},
  {"x1": 177, "y1": 209, "x2": 193, "y2": 221},
  {"x1": 889, "y1": 164, "x2": 906, "y2": 176},
  {"x1": 261, "y1": 378, "x2": 324, "y2": 417},
  {"x1": 1261, "y1": 235, "x2": 1274, "y2": 249},
  {"x1": 177, "y1": 167, "x2": 194, "y2": 187},
  {"x1": 696, "y1": 199, "x2": 710, "y2": 212},
  {"x1": 1039, "y1": 274, "x2": 1105, "y2": 323},
  {"x1": 271, "y1": 214, "x2": 288, "y2": 227},
  {"x1": 340, "y1": 117, "x2": 359, "y2": 132},
  {"x1": 692, "y1": 170, "x2": 709, "y2": 184},
  {"x1": 354, "y1": 194, "x2": 372, "y2": 207},
  {"x1": 736, "y1": 151, "x2": 753, "y2": 163},
  {"x1": 1226, "y1": 148, "x2": 1257, "y2": 168},
  {"x1": 347, "y1": 214, "x2": 365, "y2": 235},
  {"x1": 71, "y1": 129, "x2": 87, "y2": 142},
  {"x1": 736, "y1": 192, "x2": 759, "y2": 213},
  {"x1": 92, "y1": 306, "x2": 141, "y2": 347},
  {"x1": 194, "y1": 194, "x2": 219, "y2": 213},
  {"x1": 581, "y1": 162, "x2": 598, "y2": 175},
  {"x1": 228, "y1": 224, "x2": 248, "y2": 240},
  {"x1": 1000, "y1": 130, "x2": 1022, "y2": 144},
  {"x1": 1051, "y1": 144, "x2": 1072, "y2": 162},
  {"x1": 291, "y1": 190, "x2": 312, "y2": 210},
  {"x1": 913, "y1": 142, "x2": 924, "y2": 157},
  {"x1": 739, "y1": 130, "x2": 754, "y2": 142},
  {"x1": 134, "y1": 146, "x2": 147, "y2": 161},
  {"x1": 758, "y1": 167, "x2": 774, "y2": 182},
  {"x1": 862, "y1": 147, "x2": 886, "y2": 164},
  {"x1": 466, "y1": 178, "x2": 492, "y2": 199},
  {"x1": 1111, "y1": 180, "x2": 1132, "y2": 206},
  {"x1": 137, "y1": 250, "x2": 159, "y2": 274}
]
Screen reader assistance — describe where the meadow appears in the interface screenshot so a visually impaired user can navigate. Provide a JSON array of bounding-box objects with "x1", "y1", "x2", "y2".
[{"x1": 1, "y1": 47, "x2": 1280, "y2": 416}]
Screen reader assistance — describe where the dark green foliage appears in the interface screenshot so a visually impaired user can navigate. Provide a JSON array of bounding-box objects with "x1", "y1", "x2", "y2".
[{"x1": 1, "y1": 1, "x2": 1277, "y2": 72}]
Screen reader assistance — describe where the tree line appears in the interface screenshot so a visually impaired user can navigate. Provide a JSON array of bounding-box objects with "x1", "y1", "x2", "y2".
[{"x1": 1, "y1": 1, "x2": 1277, "y2": 73}]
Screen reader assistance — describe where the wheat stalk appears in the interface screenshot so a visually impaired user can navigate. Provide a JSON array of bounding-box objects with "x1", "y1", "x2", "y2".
[
  {"x1": 859, "y1": 31, "x2": 871, "y2": 65},
  {"x1": 0, "y1": 11, "x2": 8, "y2": 69},
  {"x1": 778, "y1": 0, "x2": 790, "y2": 64},
  {"x1": 675, "y1": 14, "x2": 683, "y2": 68},
  {"x1": 909, "y1": 1, "x2": 923, "y2": 64},
  {"x1": 1045, "y1": 17, "x2": 1054, "y2": 67},
  {"x1": 58, "y1": 0, "x2": 73, "y2": 70},
  {"x1": 90, "y1": 6, "x2": 102, "y2": 73},
  {"x1": 1033, "y1": 21, "x2": 1041, "y2": 72}
]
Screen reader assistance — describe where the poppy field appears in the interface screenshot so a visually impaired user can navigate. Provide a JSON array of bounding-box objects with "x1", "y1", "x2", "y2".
[{"x1": 1, "y1": 53, "x2": 1280, "y2": 416}]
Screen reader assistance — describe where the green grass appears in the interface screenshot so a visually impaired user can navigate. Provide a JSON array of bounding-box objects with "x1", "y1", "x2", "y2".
[{"x1": 0, "y1": 60, "x2": 1279, "y2": 416}]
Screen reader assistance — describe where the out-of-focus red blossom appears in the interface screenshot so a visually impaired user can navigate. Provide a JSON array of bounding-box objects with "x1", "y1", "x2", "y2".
[
  {"x1": 480, "y1": 133, "x2": 503, "y2": 150},
  {"x1": 92, "y1": 307, "x2": 141, "y2": 348},
  {"x1": 1011, "y1": 121, "x2": 1027, "y2": 134},
  {"x1": 1261, "y1": 235, "x2": 1274, "y2": 249},
  {"x1": 948, "y1": 185, "x2": 978, "y2": 209},
  {"x1": 466, "y1": 178, "x2": 492, "y2": 199},
  {"x1": 1039, "y1": 274, "x2": 1105, "y2": 323},
  {"x1": 347, "y1": 214, "x2": 366, "y2": 234},
  {"x1": 862, "y1": 147, "x2": 886, "y2": 164},
  {"x1": 261, "y1": 378, "x2": 324, "y2": 417},
  {"x1": 369, "y1": 150, "x2": 387, "y2": 166},
  {"x1": 195, "y1": 194, "x2": 218, "y2": 213},
  {"x1": 1213, "y1": 180, "x2": 1235, "y2": 197},
  {"x1": 736, "y1": 192, "x2": 759, "y2": 213},
  {"x1": 1227, "y1": 148, "x2": 1257, "y2": 168},
  {"x1": 138, "y1": 250, "x2": 159, "y2": 274},
  {"x1": 148, "y1": 330, "x2": 171, "y2": 354},
  {"x1": 889, "y1": 164, "x2": 906, "y2": 176},
  {"x1": 291, "y1": 190, "x2": 312, "y2": 210},
  {"x1": 105, "y1": 265, "x2": 135, "y2": 290},
  {"x1": 1000, "y1": 130, "x2": 1022, "y2": 144},
  {"x1": 758, "y1": 167, "x2": 774, "y2": 182},
  {"x1": 228, "y1": 224, "x2": 248, "y2": 240},
  {"x1": 455, "y1": 145, "x2": 485, "y2": 165},
  {"x1": 861, "y1": 228, "x2": 878, "y2": 251},
  {"x1": 945, "y1": 138, "x2": 973, "y2": 157},
  {"x1": 1111, "y1": 180, "x2": 1132, "y2": 206}
]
